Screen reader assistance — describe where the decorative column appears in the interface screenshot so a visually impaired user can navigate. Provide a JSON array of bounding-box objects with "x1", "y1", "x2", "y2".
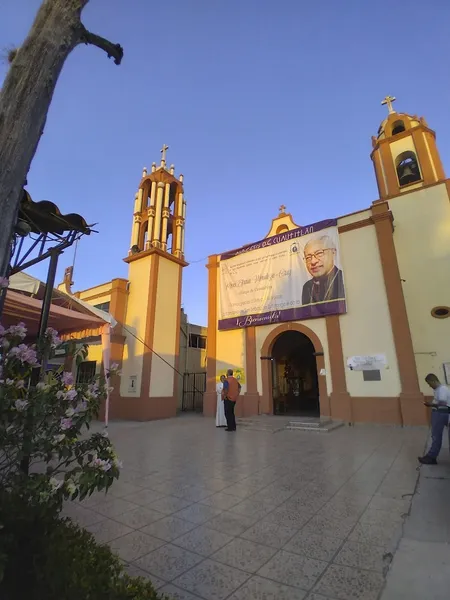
[
  {"x1": 326, "y1": 315, "x2": 352, "y2": 423},
  {"x1": 203, "y1": 255, "x2": 218, "y2": 417},
  {"x1": 371, "y1": 201, "x2": 425, "y2": 425},
  {"x1": 146, "y1": 181, "x2": 156, "y2": 247},
  {"x1": 160, "y1": 183, "x2": 171, "y2": 251},
  {"x1": 129, "y1": 193, "x2": 141, "y2": 251},
  {"x1": 152, "y1": 182, "x2": 164, "y2": 247},
  {"x1": 242, "y1": 326, "x2": 260, "y2": 417},
  {"x1": 181, "y1": 199, "x2": 187, "y2": 256},
  {"x1": 173, "y1": 191, "x2": 184, "y2": 258}
]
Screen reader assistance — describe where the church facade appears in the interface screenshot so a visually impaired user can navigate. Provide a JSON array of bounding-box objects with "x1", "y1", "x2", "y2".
[{"x1": 203, "y1": 98, "x2": 450, "y2": 426}]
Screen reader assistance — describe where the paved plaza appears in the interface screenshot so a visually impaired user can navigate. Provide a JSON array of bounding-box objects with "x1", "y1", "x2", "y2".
[{"x1": 62, "y1": 416, "x2": 430, "y2": 600}]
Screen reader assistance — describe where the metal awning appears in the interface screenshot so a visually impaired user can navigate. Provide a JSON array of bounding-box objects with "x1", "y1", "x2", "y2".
[{"x1": 2, "y1": 289, "x2": 107, "y2": 336}]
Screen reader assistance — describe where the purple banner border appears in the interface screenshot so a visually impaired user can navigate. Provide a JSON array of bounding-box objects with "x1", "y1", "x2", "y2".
[
  {"x1": 218, "y1": 300, "x2": 346, "y2": 331},
  {"x1": 220, "y1": 218, "x2": 337, "y2": 261}
]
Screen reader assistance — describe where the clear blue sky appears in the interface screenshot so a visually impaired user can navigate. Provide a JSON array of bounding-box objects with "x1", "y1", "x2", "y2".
[{"x1": 1, "y1": 0, "x2": 449, "y2": 326}]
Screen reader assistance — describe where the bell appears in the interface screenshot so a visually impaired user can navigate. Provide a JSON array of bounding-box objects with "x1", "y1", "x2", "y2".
[{"x1": 398, "y1": 163, "x2": 420, "y2": 186}]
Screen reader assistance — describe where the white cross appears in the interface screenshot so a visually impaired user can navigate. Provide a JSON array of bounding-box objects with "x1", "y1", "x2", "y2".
[
  {"x1": 381, "y1": 95, "x2": 396, "y2": 114},
  {"x1": 160, "y1": 144, "x2": 169, "y2": 162}
]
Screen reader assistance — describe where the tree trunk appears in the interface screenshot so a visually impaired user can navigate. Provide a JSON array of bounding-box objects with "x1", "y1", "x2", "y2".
[{"x1": 0, "y1": 0, "x2": 122, "y2": 276}]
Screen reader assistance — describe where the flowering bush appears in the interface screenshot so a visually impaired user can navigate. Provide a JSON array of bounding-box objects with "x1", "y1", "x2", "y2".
[
  {"x1": 0, "y1": 321, "x2": 121, "y2": 510},
  {"x1": 0, "y1": 324, "x2": 167, "y2": 598}
]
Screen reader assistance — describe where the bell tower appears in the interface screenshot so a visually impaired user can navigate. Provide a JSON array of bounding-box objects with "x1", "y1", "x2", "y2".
[
  {"x1": 120, "y1": 146, "x2": 188, "y2": 420},
  {"x1": 129, "y1": 144, "x2": 186, "y2": 258},
  {"x1": 371, "y1": 96, "x2": 446, "y2": 200}
]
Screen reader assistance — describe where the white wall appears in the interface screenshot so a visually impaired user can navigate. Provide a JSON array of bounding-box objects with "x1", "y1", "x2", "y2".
[{"x1": 338, "y1": 224, "x2": 401, "y2": 397}]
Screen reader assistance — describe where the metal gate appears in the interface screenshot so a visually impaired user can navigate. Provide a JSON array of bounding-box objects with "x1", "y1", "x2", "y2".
[{"x1": 182, "y1": 372, "x2": 206, "y2": 412}]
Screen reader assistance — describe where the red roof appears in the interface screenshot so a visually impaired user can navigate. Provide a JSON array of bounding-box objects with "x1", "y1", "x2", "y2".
[{"x1": 2, "y1": 289, "x2": 107, "y2": 337}]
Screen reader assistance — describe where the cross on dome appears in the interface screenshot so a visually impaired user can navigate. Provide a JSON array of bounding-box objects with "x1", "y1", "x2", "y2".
[
  {"x1": 381, "y1": 95, "x2": 396, "y2": 114},
  {"x1": 160, "y1": 144, "x2": 169, "y2": 164}
]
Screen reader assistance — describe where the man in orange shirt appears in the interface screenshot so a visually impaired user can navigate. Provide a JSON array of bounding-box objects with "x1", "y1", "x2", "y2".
[{"x1": 221, "y1": 368, "x2": 241, "y2": 432}]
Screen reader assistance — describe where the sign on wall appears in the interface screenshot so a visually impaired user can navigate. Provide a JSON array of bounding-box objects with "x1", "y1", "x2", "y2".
[
  {"x1": 216, "y1": 368, "x2": 246, "y2": 384},
  {"x1": 347, "y1": 355, "x2": 387, "y2": 371},
  {"x1": 218, "y1": 219, "x2": 346, "y2": 330}
]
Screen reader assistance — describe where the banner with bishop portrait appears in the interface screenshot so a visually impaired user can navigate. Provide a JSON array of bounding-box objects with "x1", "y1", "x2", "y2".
[{"x1": 218, "y1": 219, "x2": 347, "y2": 330}]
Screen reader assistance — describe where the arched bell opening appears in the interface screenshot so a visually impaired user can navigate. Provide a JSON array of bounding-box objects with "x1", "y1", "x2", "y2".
[{"x1": 395, "y1": 151, "x2": 421, "y2": 187}]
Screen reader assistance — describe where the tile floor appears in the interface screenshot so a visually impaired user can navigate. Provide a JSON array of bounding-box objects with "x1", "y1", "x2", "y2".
[{"x1": 61, "y1": 415, "x2": 427, "y2": 600}]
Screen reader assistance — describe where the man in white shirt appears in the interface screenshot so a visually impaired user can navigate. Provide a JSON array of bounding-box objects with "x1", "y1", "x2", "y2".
[{"x1": 418, "y1": 373, "x2": 450, "y2": 465}]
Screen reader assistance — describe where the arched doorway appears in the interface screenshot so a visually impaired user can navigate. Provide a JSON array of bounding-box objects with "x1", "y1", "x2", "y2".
[
  {"x1": 271, "y1": 331, "x2": 319, "y2": 416},
  {"x1": 260, "y1": 323, "x2": 329, "y2": 417}
]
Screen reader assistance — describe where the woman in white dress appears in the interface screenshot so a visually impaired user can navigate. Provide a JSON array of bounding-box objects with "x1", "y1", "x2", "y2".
[{"x1": 216, "y1": 375, "x2": 227, "y2": 427}]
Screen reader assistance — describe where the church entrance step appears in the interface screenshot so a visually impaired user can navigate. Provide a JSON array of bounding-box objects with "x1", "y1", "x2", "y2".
[
  {"x1": 235, "y1": 416, "x2": 343, "y2": 433},
  {"x1": 286, "y1": 420, "x2": 344, "y2": 433}
]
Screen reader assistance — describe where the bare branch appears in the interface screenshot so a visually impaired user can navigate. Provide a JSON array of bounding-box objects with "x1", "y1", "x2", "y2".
[{"x1": 79, "y1": 27, "x2": 123, "y2": 65}]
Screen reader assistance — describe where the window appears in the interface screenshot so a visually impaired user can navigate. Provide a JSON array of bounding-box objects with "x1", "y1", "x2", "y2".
[
  {"x1": 395, "y1": 151, "x2": 421, "y2": 187},
  {"x1": 189, "y1": 333, "x2": 206, "y2": 349},
  {"x1": 276, "y1": 225, "x2": 289, "y2": 234},
  {"x1": 391, "y1": 120, "x2": 406, "y2": 136},
  {"x1": 93, "y1": 301, "x2": 110, "y2": 312},
  {"x1": 76, "y1": 361, "x2": 97, "y2": 384},
  {"x1": 431, "y1": 306, "x2": 450, "y2": 319}
]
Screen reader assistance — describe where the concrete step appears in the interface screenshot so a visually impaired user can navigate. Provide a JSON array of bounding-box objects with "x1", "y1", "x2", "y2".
[
  {"x1": 236, "y1": 417, "x2": 344, "y2": 434},
  {"x1": 287, "y1": 420, "x2": 332, "y2": 428},
  {"x1": 286, "y1": 421, "x2": 344, "y2": 433}
]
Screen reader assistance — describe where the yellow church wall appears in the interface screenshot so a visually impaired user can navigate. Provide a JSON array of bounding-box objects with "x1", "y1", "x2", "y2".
[
  {"x1": 338, "y1": 209, "x2": 372, "y2": 228},
  {"x1": 120, "y1": 255, "x2": 153, "y2": 397},
  {"x1": 338, "y1": 225, "x2": 402, "y2": 397},
  {"x1": 265, "y1": 213, "x2": 300, "y2": 237},
  {"x1": 216, "y1": 328, "x2": 246, "y2": 393},
  {"x1": 149, "y1": 259, "x2": 180, "y2": 397},
  {"x1": 423, "y1": 133, "x2": 438, "y2": 180},
  {"x1": 81, "y1": 294, "x2": 111, "y2": 307},
  {"x1": 389, "y1": 137, "x2": 418, "y2": 163},
  {"x1": 388, "y1": 183, "x2": 450, "y2": 394},
  {"x1": 84, "y1": 342, "x2": 103, "y2": 375},
  {"x1": 78, "y1": 282, "x2": 112, "y2": 300}
]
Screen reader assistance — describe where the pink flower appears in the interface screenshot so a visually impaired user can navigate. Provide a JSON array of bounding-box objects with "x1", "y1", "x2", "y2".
[
  {"x1": 60, "y1": 418, "x2": 73, "y2": 430},
  {"x1": 65, "y1": 389, "x2": 77, "y2": 401},
  {"x1": 46, "y1": 327, "x2": 62, "y2": 348},
  {"x1": 8, "y1": 344, "x2": 38, "y2": 366},
  {"x1": 74, "y1": 401, "x2": 87, "y2": 414},
  {"x1": 6, "y1": 323, "x2": 27, "y2": 339},
  {"x1": 0, "y1": 277, "x2": 9, "y2": 289},
  {"x1": 14, "y1": 399, "x2": 28, "y2": 411},
  {"x1": 90, "y1": 457, "x2": 112, "y2": 472},
  {"x1": 62, "y1": 372, "x2": 74, "y2": 386}
]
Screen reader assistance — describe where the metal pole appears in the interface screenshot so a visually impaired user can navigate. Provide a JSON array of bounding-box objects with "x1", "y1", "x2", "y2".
[
  {"x1": 37, "y1": 248, "x2": 60, "y2": 342},
  {"x1": 20, "y1": 248, "x2": 60, "y2": 475}
]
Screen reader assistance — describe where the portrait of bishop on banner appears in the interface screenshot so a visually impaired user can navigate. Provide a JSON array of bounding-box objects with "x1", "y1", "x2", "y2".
[{"x1": 218, "y1": 219, "x2": 346, "y2": 330}]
